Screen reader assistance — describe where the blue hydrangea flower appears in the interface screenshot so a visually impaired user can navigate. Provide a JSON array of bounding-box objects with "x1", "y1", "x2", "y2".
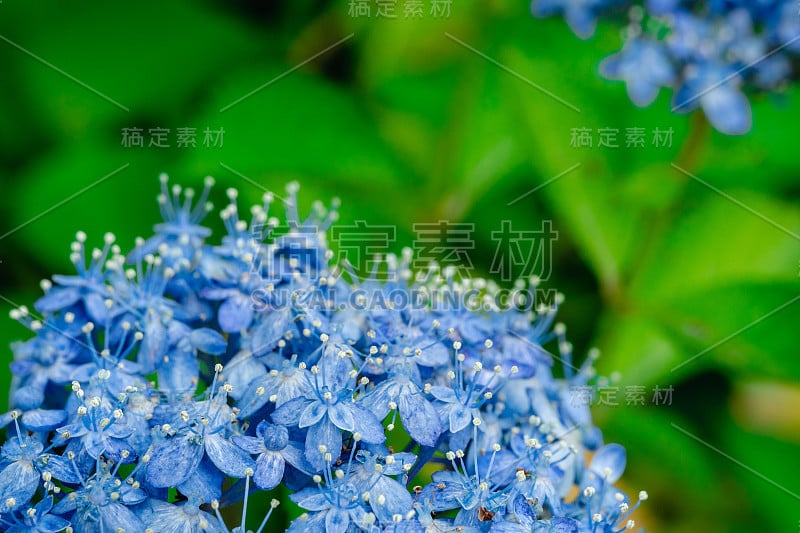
[
  {"x1": 600, "y1": 37, "x2": 676, "y2": 106},
  {"x1": 145, "y1": 381, "x2": 255, "y2": 489},
  {"x1": 532, "y1": 0, "x2": 800, "y2": 133},
  {"x1": 532, "y1": 0, "x2": 618, "y2": 39},
  {"x1": 50, "y1": 461, "x2": 148, "y2": 533},
  {"x1": 672, "y1": 62, "x2": 751, "y2": 134},
  {"x1": 233, "y1": 421, "x2": 313, "y2": 490},
  {"x1": 1, "y1": 177, "x2": 646, "y2": 532},
  {"x1": 359, "y1": 364, "x2": 442, "y2": 447},
  {"x1": 140, "y1": 498, "x2": 224, "y2": 533},
  {"x1": 0, "y1": 495, "x2": 71, "y2": 533},
  {"x1": 271, "y1": 361, "x2": 386, "y2": 470}
]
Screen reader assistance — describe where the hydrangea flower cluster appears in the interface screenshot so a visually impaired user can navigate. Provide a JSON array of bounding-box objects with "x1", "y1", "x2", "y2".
[
  {"x1": 532, "y1": 0, "x2": 800, "y2": 134},
  {"x1": 1, "y1": 176, "x2": 646, "y2": 532}
]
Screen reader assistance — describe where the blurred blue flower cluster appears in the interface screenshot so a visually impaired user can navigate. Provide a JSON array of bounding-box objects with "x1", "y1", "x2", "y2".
[
  {"x1": 532, "y1": 0, "x2": 800, "y2": 134},
  {"x1": 0, "y1": 177, "x2": 645, "y2": 532}
]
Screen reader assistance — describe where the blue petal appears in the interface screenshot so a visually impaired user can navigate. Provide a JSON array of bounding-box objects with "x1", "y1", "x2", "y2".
[
  {"x1": 511, "y1": 493, "x2": 536, "y2": 528},
  {"x1": 299, "y1": 402, "x2": 327, "y2": 429},
  {"x1": 120, "y1": 483, "x2": 148, "y2": 505},
  {"x1": 21, "y1": 409, "x2": 67, "y2": 432},
  {"x1": 564, "y1": 4, "x2": 597, "y2": 39},
  {"x1": 250, "y1": 309, "x2": 293, "y2": 356},
  {"x1": 429, "y1": 386, "x2": 458, "y2": 403},
  {"x1": 260, "y1": 421, "x2": 290, "y2": 451},
  {"x1": 51, "y1": 492, "x2": 78, "y2": 514},
  {"x1": 424, "y1": 471, "x2": 467, "y2": 511},
  {"x1": 0, "y1": 460, "x2": 39, "y2": 509},
  {"x1": 12, "y1": 385, "x2": 45, "y2": 410},
  {"x1": 237, "y1": 377, "x2": 272, "y2": 419},
  {"x1": 531, "y1": 0, "x2": 561, "y2": 18},
  {"x1": 558, "y1": 388, "x2": 591, "y2": 427},
  {"x1": 189, "y1": 328, "x2": 228, "y2": 355},
  {"x1": 139, "y1": 317, "x2": 167, "y2": 373},
  {"x1": 701, "y1": 86, "x2": 752, "y2": 135},
  {"x1": 218, "y1": 295, "x2": 254, "y2": 333},
  {"x1": 99, "y1": 501, "x2": 146, "y2": 532},
  {"x1": 448, "y1": 405, "x2": 473, "y2": 434},
  {"x1": 627, "y1": 78, "x2": 660, "y2": 107},
  {"x1": 583, "y1": 425, "x2": 603, "y2": 450},
  {"x1": 147, "y1": 435, "x2": 204, "y2": 487},
  {"x1": 157, "y1": 349, "x2": 200, "y2": 395},
  {"x1": 84, "y1": 292, "x2": 109, "y2": 323},
  {"x1": 337, "y1": 311, "x2": 364, "y2": 343},
  {"x1": 369, "y1": 476, "x2": 413, "y2": 523},
  {"x1": 222, "y1": 351, "x2": 266, "y2": 402},
  {"x1": 358, "y1": 380, "x2": 393, "y2": 419},
  {"x1": 305, "y1": 418, "x2": 342, "y2": 470},
  {"x1": 347, "y1": 506, "x2": 372, "y2": 532},
  {"x1": 2, "y1": 437, "x2": 43, "y2": 459},
  {"x1": 51, "y1": 273, "x2": 86, "y2": 287},
  {"x1": 204, "y1": 433, "x2": 256, "y2": 478},
  {"x1": 533, "y1": 476, "x2": 562, "y2": 515},
  {"x1": 589, "y1": 443, "x2": 626, "y2": 483},
  {"x1": 38, "y1": 453, "x2": 83, "y2": 484},
  {"x1": 168, "y1": 320, "x2": 193, "y2": 346},
  {"x1": 281, "y1": 443, "x2": 316, "y2": 474},
  {"x1": 672, "y1": 82, "x2": 701, "y2": 113},
  {"x1": 290, "y1": 488, "x2": 329, "y2": 511},
  {"x1": 254, "y1": 451, "x2": 285, "y2": 490},
  {"x1": 68, "y1": 514, "x2": 103, "y2": 533},
  {"x1": 415, "y1": 341, "x2": 449, "y2": 367},
  {"x1": 550, "y1": 517, "x2": 583, "y2": 532},
  {"x1": 34, "y1": 287, "x2": 82, "y2": 313},
  {"x1": 326, "y1": 508, "x2": 351, "y2": 533},
  {"x1": 176, "y1": 457, "x2": 224, "y2": 503},
  {"x1": 328, "y1": 404, "x2": 356, "y2": 432},
  {"x1": 476, "y1": 450, "x2": 517, "y2": 486},
  {"x1": 144, "y1": 500, "x2": 222, "y2": 533},
  {"x1": 381, "y1": 452, "x2": 417, "y2": 476},
  {"x1": 398, "y1": 389, "x2": 441, "y2": 447},
  {"x1": 286, "y1": 511, "x2": 328, "y2": 533},
  {"x1": 201, "y1": 287, "x2": 238, "y2": 300},
  {"x1": 349, "y1": 407, "x2": 386, "y2": 444},
  {"x1": 598, "y1": 53, "x2": 623, "y2": 79},
  {"x1": 233, "y1": 435, "x2": 266, "y2": 454},
  {"x1": 646, "y1": 0, "x2": 678, "y2": 15},
  {"x1": 273, "y1": 397, "x2": 312, "y2": 426},
  {"x1": 89, "y1": 435, "x2": 134, "y2": 463},
  {"x1": 37, "y1": 514, "x2": 71, "y2": 533},
  {"x1": 489, "y1": 523, "x2": 529, "y2": 533},
  {"x1": 0, "y1": 412, "x2": 14, "y2": 431},
  {"x1": 126, "y1": 234, "x2": 164, "y2": 263},
  {"x1": 49, "y1": 362, "x2": 80, "y2": 384},
  {"x1": 34, "y1": 494, "x2": 55, "y2": 514}
]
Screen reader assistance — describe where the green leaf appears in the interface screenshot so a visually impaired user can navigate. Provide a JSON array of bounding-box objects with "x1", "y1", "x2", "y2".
[
  {"x1": 437, "y1": 50, "x2": 526, "y2": 218},
  {"x1": 699, "y1": 86, "x2": 800, "y2": 191},
  {"x1": 659, "y1": 282, "x2": 800, "y2": 380},
  {"x1": 501, "y1": 25, "x2": 668, "y2": 293},
  {"x1": 594, "y1": 313, "x2": 684, "y2": 387},
  {"x1": 600, "y1": 410, "x2": 720, "y2": 533},
  {"x1": 1, "y1": 0, "x2": 261, "y2": 137},
  {"x1": 720, "y1": 419, "x2": 799, "y2": 531},
  {"x1": 5, "y1": 134, "x2": 176, "y2": 273},
  {"x1": 629, "y1": 190, "x2": 800, "y2": 306},
  {"x1": 184, "y1": 68, "x2": 414, "y2": 190}
]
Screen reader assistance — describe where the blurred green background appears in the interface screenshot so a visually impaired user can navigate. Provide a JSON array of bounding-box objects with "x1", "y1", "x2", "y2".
[{"x1": 1, "y1": 1, "x2": 799, "y2": 531}]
